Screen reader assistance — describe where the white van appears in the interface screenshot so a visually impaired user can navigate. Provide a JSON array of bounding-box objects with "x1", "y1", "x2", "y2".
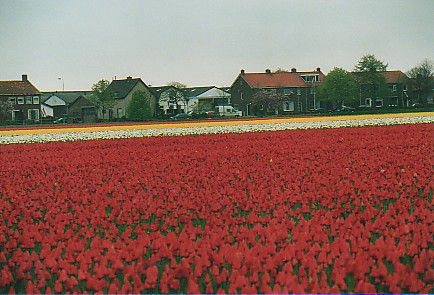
[{"x1": 215, "y1": 106, "x2": 243, "y2": 117}]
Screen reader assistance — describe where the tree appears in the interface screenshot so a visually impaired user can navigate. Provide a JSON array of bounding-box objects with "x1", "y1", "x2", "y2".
[
  {"x1": 167, "y1": 81, "x2": 191, "y2": 113},
  {"x1": 91, "y1": 79, "x2": 115, "y2": 120},
  {"x1": 273, "y1": 67, "x2": 289, "y2": 73},
  {"x1": 167, "y1": 81, "x2": 187, "y2": 89},
  {"x1": 0, "y1": 97, "x2": 12, "y2": 125},
  {"x1": 317, "y1": 67, "x2": 359, "y2": 107},
  {"x1": 251, "y1": 90, "x2": 287, "y2": 115},
  {"x1": 406, "y1": 58, "x2": 434, "y2": 103},
  {"x1": 354, "y1": 54, "x2": 389, "y2": 105},
  {"x1": 127, "y1": 90, "x2": 152, "y2": 121},
  {"x1": 355, "y1": 54, "x2": 388, "y2": 72}
]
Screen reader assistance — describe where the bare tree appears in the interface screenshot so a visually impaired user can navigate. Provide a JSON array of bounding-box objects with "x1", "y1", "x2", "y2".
[{"x1": 407, "y1": 58, "x2": 434, "y2": 103}]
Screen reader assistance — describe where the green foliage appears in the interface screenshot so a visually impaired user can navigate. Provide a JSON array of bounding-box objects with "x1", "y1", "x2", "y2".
[
  {"x1": 251, "y1": 90, "x2": 287, "y2": 115},
  {"x1": 354, "y1": 54, "x2": 389, "y2": 102},
  {"x1": 91, "y1": 79, "x2": 115, "y2": 120},
  {"x1": 273, "y1": 67, "x2": 289, "y2": 73},
  {"x1": 355, "y1": 54, "x2": 388, "y2": 73},
  {"x1": 317, "y1": 67, "x2": 359, "y2": 106},
  {"x1": 0, "y1": 97, "x2": 12, "y2": 125},
  {"x1": 127, "y1": 90, "x2": 152, "y2": 121}
]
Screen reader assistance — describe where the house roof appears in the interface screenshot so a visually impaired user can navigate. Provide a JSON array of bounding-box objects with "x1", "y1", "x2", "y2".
[
  {"x1": 238, "y1": 70, "x2": 325, "y2": 88},
  {"x1": 381, "y1": 70, "x2": 411, "y2": 83},
  {"x1": 352, "y1": 70, "x2": 411, "y2": 84},
  {"x1": 0, "y1": 79, "x2": 40, "y2": 95},
  {"x1": 185, "y1": 86, "x2": 215, "y2": 97},
  {"x1": 41, "y1": 91, "x2": 93, "y2": 104},
  {"x1": 105, "y1": 77, "x2": 144, "y2": 99},
  {"x1": 149, "y1": 86, "x2": 179, "y2": 97}
]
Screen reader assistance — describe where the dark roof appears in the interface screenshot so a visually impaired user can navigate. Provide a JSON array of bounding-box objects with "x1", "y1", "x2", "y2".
[
  {"x1": 238, "y1": 70, "x2": 325, "y2": 88},
  {"x1": 0, "y1": 79, "x2": 40, "y2": 95},
  {"x1": 41, "y1": 91, "x2": 93, "y2": 104},
  {"x1": 185, "y1": 86, "x2": 215, "y2": 97},
  {"x1": 105, "y1": 77, "x2": 143, "y2": 99},
  {"x1": 149, "y1": 86, "x2": 179, "y2": 97}
]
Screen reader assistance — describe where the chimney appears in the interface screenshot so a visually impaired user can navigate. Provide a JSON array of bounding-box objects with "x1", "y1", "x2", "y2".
[
  {"x1": 316, "y1": 67, "x2": 321, "y2": 72},
  {"x1": 240, "y1": 69, "x2": 245, "y2": 75},
  {"x1": 265, "y1": 68, "x2": 271, "y2": 74},
  {"x1": 291, "y1": 68, "x2": 296, "y2": 73},
  {"x1": 22, "y1": 74, "x2": 28, "y2": 82}
]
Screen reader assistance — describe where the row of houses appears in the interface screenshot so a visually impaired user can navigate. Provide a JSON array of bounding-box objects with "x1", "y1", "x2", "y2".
[{"x1": 0, "y1": 68, "x2": 432, "y2": 123}]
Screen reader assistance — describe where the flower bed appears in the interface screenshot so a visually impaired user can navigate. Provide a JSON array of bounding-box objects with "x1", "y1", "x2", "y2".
[
  {"x1": 1, "y1": 114, "x2": 433, "y2": 144},
  {"x1": 0, "y1": 124, "x2": 433, "y2": 293}
]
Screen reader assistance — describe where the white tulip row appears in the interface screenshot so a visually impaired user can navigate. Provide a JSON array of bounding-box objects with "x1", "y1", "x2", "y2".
[{"x1": 1, "y1": 116, "x2": 433, "y2": 145}]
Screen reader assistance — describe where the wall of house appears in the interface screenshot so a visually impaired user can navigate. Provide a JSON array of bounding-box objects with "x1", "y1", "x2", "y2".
[
  {"x1": 110, "y1": 83, "x2": 156, "y2": 119},
  {"x1": 230, "y1": 76, "x2": 255, "y2": 116},
  {"x1": 5, "y1": 94, "x2": 41, "y2": 121},
  {"x1": 68, "y1": 97, "x2": 96, "y2": 121}
]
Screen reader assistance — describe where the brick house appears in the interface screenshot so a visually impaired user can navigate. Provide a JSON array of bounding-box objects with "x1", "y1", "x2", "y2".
[
  {"x1": 0, "y1": 74, "x2": 41, "y2": 122},
  {"x1": 353, "y1": 70, "x2": 413, "y2": 108},
  {"x1": 230, "y1": 68, "x2": 325, "y2": 115}
]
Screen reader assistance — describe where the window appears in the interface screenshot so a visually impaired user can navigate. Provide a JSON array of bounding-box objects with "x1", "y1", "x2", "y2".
[
  {"x1": 392, "y1": 85, "x2": 397, "y2": 92},
  {"x1": 375, "y1": 98, "x2": 383, "y2": 107},
  {"x1": 300, "y1": 74, "x2": 319, "y2": 82},
  {"x1": 259, "y1": 104, "x2": 264, "y2": 110},
  {"x1": 403, "y1": 84, "x2": 408, "y2": 91},
  {"x1": 117, "y1": 108, "x2": 123, "y2": 117},
  {"x1": 296, "y1": 89, "x2": 301, "y2": 95},
  {"x1": 240, "y1": 92, "x2": 244, "y2": 100},
  {"x1": 9, "y1": 97, "x2": 16, "y2": 104},
  {"x1": 283, "y1": 101, "x2": 294, "y2": 111},
  {"x1": 12, "y1": 110, "x2": 21, "y2": 120},
  {"x1": 365, "y1": 98, "x2": 372, "y2": 107},
  {"x1": 26, "y1": 96, "x2": 32, "y2": 104},
  {"x1": 33, "y1": 96, "x2": 39, "y2": 104},
  {"x1": 17, "y1": 96, "x2": 24, "y2": 104},
  {"x1": 28, "y1": 109, "x2": 39, "y2": 120}
]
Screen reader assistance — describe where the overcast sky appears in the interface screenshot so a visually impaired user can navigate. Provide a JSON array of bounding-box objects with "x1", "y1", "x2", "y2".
[{"x1": 1, "y1": 0, "x2": 433, "y2": 90}]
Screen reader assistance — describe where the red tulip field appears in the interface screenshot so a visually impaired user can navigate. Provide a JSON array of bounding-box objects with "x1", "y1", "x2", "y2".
[{"x1": 0, "y1": 123, "x2": 433, "y2": 294}]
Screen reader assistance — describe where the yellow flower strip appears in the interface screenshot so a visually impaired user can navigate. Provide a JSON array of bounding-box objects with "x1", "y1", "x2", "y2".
[{"x1": 1, "y1": 112, "x2": 433, "y2": 136}]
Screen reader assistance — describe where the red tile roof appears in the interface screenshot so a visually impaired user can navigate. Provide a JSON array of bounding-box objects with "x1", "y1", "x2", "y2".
[
  {"x1": 381, "y1": 70, "x2": 411, "y2": 84},
  {"x1": 352, "y1": 70, "x2": 411, "y2": 84},
  {"x1": 0, "y1": 80, "x2": 40, "y2": 95},
  {"x1": 240, "y1": 71, "x2": 325, "y2": 88}
]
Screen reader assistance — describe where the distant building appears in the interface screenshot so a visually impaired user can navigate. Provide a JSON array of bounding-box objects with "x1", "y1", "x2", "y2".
[
  {"x1": 353, "y1": 70, "x2": 413, "y2": 108},
  {"x1": 41, "y1": 91, "x2": 96, "y2": 123},
  {"x1": 231, "y1": 68, "x2": 325, "y2": 115},
  {"x1": 0, "y1": 74, "x2": 41, "y2": 121},
  {"x1": 104, "y1": 76, "x2": 156, "y2": 119}
]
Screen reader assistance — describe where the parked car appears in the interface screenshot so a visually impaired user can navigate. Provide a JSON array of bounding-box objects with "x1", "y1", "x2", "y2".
[
  {"x1": 411, "y1": 103, "x2": 424, "y2": 108},
  {"x1": 170, "y1": 113, "x2": 191, "y2": 120},
  {"x1": 215, "y1": 106, "x2": 242, "y2": 117},
  {"x1": 53, "y1": 115, "x2": 81, "y2": 124},
  {"x1": 337, "y1": 105, "x2": 355, "y2": 112},
  {"x1": 309, "y1": 108, "x2": 329, "y2": 114}
]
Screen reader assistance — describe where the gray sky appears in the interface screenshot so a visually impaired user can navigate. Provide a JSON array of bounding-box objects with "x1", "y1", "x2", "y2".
[{"x1": 1, "y1": 0, "x2": 433, "y2": 90}]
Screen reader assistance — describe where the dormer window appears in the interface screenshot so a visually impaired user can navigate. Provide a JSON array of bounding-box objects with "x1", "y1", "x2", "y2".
[{"x1": 300, "y1": 74, "x2": 319, "y2": 82}]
